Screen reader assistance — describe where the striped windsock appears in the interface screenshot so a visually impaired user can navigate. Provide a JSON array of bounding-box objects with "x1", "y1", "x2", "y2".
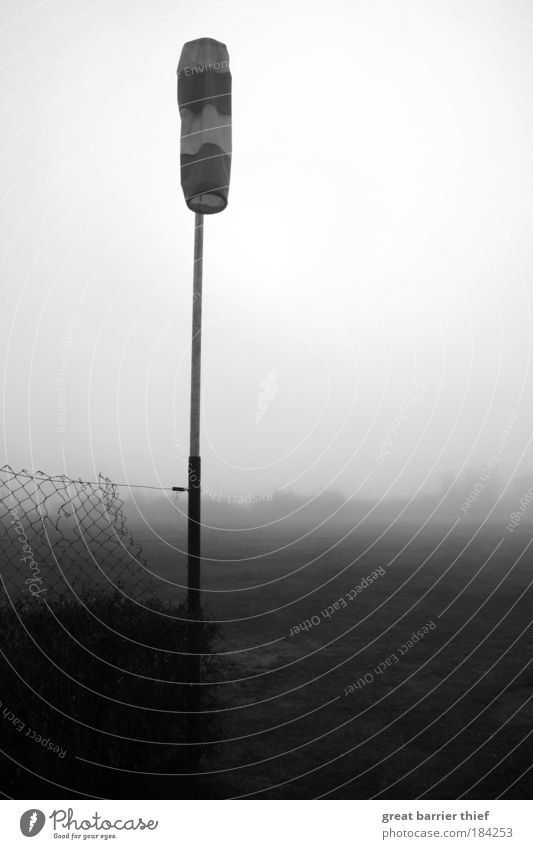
[{"x1": 177, "y1": 38, "x2": 232, "y2": 214}]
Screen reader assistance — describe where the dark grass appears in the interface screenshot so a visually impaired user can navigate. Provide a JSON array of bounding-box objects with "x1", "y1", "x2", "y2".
[{"x1": 138, "y1": 523, "x2": 533, "y2": 799}]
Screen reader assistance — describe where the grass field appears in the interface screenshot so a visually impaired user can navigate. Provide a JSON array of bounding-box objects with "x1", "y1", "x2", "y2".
[{"x1": 133, "y1": 520, "x2": 533, "y2": 799}]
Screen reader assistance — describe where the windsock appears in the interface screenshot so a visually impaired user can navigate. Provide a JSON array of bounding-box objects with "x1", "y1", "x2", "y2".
[{"x1": 177, "y1": 38, "x2": 232, "y2": 214}]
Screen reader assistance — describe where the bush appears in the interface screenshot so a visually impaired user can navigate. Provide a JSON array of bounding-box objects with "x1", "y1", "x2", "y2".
[{"x1": 0, "y1": 590, "x2": 226, "y2": 798}]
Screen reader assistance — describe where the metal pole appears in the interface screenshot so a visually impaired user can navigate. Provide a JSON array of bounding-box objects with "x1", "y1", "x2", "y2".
[
  {"x1": 188, "y1": 211, "x2": 203, "y2": 615},
  {"x1": 186, "y1": 211, "x2": 203, "y2": 774}
]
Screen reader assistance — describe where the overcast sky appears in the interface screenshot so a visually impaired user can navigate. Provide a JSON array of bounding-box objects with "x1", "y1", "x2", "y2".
[{"x1": 1, "y1": 0, "x2": 533, "y2": 503}]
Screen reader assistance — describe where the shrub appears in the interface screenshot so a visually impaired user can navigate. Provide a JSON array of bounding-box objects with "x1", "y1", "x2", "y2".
[{"x1": 0, "y1": 590, "x2": 225, "y2": 798}]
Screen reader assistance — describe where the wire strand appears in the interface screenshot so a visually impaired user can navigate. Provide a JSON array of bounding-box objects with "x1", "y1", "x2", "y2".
[{"x1": 0, "y1": 467, "x2": 186, "y2": 492}]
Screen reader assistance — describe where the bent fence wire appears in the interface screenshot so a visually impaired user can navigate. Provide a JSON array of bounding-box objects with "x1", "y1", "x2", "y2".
[{"x1": 0, "y1": 465, "x2": 156, "y2": 600}]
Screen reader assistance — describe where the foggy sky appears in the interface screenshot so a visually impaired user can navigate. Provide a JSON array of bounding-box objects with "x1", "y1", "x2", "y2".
[{"x1": 1, "y1": 0, "x2": 532, "y2": 504}]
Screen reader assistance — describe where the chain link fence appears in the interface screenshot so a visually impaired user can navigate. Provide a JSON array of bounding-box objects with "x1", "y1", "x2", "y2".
[{"x1": 0, "y1": 465, "x2": 157, "y2": 600}]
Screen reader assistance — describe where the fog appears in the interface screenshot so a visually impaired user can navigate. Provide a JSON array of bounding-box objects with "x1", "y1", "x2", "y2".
[{"x1": 1, "y1": 0, "x2": 532, "y2": 510}]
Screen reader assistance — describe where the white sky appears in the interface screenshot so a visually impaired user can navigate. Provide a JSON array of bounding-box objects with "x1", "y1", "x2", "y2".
[{"x1": 1, "y1": 0, "x2": 533, "y2": 501}]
